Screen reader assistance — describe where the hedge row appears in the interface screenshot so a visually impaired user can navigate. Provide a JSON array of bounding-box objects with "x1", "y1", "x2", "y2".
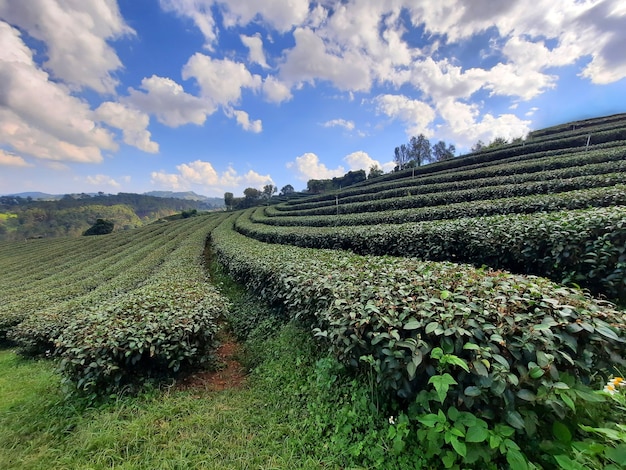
[
  {"x1": 275, "y1": 156, "x2": 626, "y2": 212},
  {"x1": 237, "y1": 206, "x2": 626, "y2": 304},
  {"x1": 256, "y1": 185, "x2": 626, "y2": 227},
  {"x1": 212, "y1": 216, "x2": 626, "y2": 435},
  {"x1": 286, "y1": 141, "x2": 626, "y2": 207},
  {"x1": 529, "y1": 113, "x2": 626, "y2": 139},
  {"x1": 322, "y1": 126, "x2": 626, "y2": 189},
  {"x1": 270, "y1": 173, "x2": 626, "y2": 218}
]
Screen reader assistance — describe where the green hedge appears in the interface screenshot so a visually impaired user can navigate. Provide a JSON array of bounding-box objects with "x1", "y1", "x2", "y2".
[
  {"x1": 236, "y1": 206, "x2": 626, "y2": 304},
  {"x1": 269, "y1": 173, "x2": 626, "y2": 218},
  {"x1": 276, "y1": 156, "x2": 626, "y2": 212},
  {"x1": 212, "y1": 217, "x2": 626, "y2": 433},
  {"x1": 256, "y1": 186, "x2": 626, "y2": 227}
]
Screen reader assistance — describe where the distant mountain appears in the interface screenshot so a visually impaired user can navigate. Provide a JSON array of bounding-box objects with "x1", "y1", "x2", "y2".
[
  {"x1": 8, "y1": 191, "x2": 64, "y2": 200},
  {"x1": 145, "y1": 190, "x2": 206, "y2": 201}
]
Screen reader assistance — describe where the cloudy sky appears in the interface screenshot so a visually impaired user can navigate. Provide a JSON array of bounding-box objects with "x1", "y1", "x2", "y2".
[{"x1": 1, "y1": 0, "x2": 625, "y2": 197}]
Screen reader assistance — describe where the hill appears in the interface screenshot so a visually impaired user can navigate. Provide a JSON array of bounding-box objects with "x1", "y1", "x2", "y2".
[
  {"x1": 0, "y1": 113, "x2": 625, "y2": 469},
  {"x1": 0, "y1": 192, "x2": 223, "y2": 241}
]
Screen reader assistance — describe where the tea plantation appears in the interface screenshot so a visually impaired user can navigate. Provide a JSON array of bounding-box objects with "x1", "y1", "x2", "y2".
[{"x1": 1, "y1": 113, "x2": 626, "y2": 469}]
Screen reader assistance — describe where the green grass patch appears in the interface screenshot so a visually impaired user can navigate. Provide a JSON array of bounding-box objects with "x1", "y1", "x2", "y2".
[{"x1": 0, "y1": 213, "x2": 17, "y2": 221}]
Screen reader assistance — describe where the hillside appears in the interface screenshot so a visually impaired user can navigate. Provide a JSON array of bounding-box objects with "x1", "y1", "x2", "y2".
[
  {"x1": 0, "y1": 192, "x2": 224, "y2": 241},
  {"x1": 1, "y1": 113, "x2": 625, "y2": 469}
]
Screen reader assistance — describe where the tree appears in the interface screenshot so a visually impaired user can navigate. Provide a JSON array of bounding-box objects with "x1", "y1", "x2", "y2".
[
  {"x1": 224, "y1": 192, "x2": 234, "y2": 210},
  {"x1": 368, "y1": 164, "x2": 384, "y2": 179},
  {"x1": 471, "y1": 140, "x2": 485, "y2": 152},
  {"x1": 83, "y1": 218, "x2": 114, "y2": 236},
  {"x1": 393, "y1": 144, "x2": 411, "y2": 171},
  {"x1": 262, "y1": 184, "x2": 277, "y2": 199},
  {"x1": 408, "y1": 134, "x2": 432, "y2": 167},
  {"x1": 279, "y1": 184, "x2": 295, "y2": 196},
  {"x1": 432, "y1": 141, "x2": 456, "y2": 162},
  {"x1": 486, "y1": 136, "x2": 508, "y2": 149}
]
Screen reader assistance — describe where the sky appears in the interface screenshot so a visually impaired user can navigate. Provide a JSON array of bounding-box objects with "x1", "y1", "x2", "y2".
[{"x1": 1, "y1": 1, "x2": 625, "y2": 198}]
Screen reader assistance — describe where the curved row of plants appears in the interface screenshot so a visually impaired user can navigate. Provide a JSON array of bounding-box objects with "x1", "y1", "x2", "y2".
[
  {"x1": 237, "y1": 206, "x2": 626, "y2": 304},
  {"x1": 282, "y1": 144, "x2": 626, "y2": 209},
  {"x1": 257, "y1": 185, "x2": 626, "y2": 227},
  {"x1": 212, "y1": 215, "x2": 626, "y2": 468},
  {"x1": 529, "y1": 113, "x2": 626, "y2": 139},
  {"x1": 277, "y1": 156, "x2": 626, "y2": 212},
  {"x1": 3, "y1": 214, "x2": 230, "y2": 396},
  {"x1": 334, "y1": 126, "x2": 626, "y2": 189},
  {"x1": 275, "y1": 172, "x2": 626, "y2": 218}
]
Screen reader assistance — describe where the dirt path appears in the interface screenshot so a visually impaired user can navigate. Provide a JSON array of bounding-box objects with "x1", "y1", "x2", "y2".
[{"x1": 175, "y1": 336, "x2": 247, "y2": 393}]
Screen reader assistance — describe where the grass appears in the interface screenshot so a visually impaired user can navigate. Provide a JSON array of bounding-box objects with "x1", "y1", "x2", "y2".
[{"x1": 0, "y1": 337, "x2": 337, "y2": 470}]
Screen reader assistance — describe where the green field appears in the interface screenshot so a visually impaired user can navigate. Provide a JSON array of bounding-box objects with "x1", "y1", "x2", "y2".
[{"x1": 1, "y1": 114, "x2": 626, "y2": 469}]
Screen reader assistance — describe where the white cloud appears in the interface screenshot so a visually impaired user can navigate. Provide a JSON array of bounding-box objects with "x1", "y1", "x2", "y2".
[
  {"x1": 95, "y1": 102, "x2": 159, "y2": 153},
  {"x1": 150, "y1": 160, "x2": 273, "y2": 196},
  {"x1": 286, "y1": 152, "x2": 346, "y2": 181},
  {"x1": 0, "y1": 22, "x2": 116, "y2": 163},
  {"x1": 280, "y1": 27, "x2": 372, "y2": 91},
  {"x1": 0, "y1": 149, "x2": 32, "y2": 167},
  {"x1": 262, "y1": 76, "x2": 292, "y2": 103},
  {"x1": 343, "y1": 150, "x2": 394, "y2": 173},
  {"x1": 240, "y1": 33, "x2": 269, "y2": 68},
  {"x1": 126, "y1": 75, "x2": 211, "y2": 127},
  {"x1": 159, "y1": 0, "x2": 217, "y2": 48},
  {"x1": 85, "y1": 174, "x2": 122, "y2": 188},
  {"x1": 0, "y1": 0, "x2": 133, "y2": 93},
  {"x1": 220, "y1": 0, "x2": 310, "y2": 32},
  {"x1": 182, "y1": 53, "x2": 262, "y2": 107},
  {"x1": 374, "y1": 94, "x2": 436, "y2": 137},
  {"x1": 435, "y1": 97, "x2": 531, "y2": 149},
  {"x1": 322, "y1": 119, "x2": 355, "y2": 131},
  {"x1": 229, "y1": 109, "x2": 263, "y2": 133}
]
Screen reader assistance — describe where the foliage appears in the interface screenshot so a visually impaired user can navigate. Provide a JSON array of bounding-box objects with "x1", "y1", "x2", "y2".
[
  {"x1": 82, "y1": 218, "x2": 114, "y2": 236},
  {"x1": 212, "y1": 217, "x2": 626, "y2": 467},
  {"x1": 54, "y1": 278, "x2": 223, "y2": 396},
  {"x1": 236, "y1": 206, "x2": 626, "y2": 304}
]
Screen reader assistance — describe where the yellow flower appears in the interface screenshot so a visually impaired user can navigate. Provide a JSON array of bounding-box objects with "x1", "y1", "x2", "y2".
[{"x1": 603, "y1": 377, "x2": 626, "y2": 395}]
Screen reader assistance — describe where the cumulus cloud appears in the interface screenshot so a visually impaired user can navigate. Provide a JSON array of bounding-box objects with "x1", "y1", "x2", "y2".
[
  {"x1": 0, "y1": 22, "x2": 117, "y2": 163},
  {"x1": 183, "y1": 53, "x2": 262, "y2": 106},
  {"x1": 84, "y1": 174, "x2": 123, "y2": 188},
  {"x1": 435, "y1": 97, "x2": 531, "y2": 149},
  {"x1": 287, "y1": 150, "x2": 395, "y2": 182},
  {"x1": 374, "y1": 94, "x2": 436, "y2": 137},
  {"x1": 286, "y1": 152, "x2": 346, "y2": 181},
  {"x1": 0, "y1": 0, "x2": 133, "y2": 93},
  {"x1": 262, "y1": 76, "x2": 292, "y2": 103},
  {"x1": 240, "y1": 33, "x2": 269, "y2": 68},
  {"x1": 151, "y1": 160, "x2": 273, "y2": 196},
  {"x1": 280, "y1": 27, "x2": 372, "y2": 91},
  {"x1": 159, "y1": 0, "x2": 217, "y2": 48},
  {"x1": 95, "y1": 102, "x2": 159, "y2": 153},
  {"x1": 126, "y1": 75, "x2": 210, "y2": 127},
  {"x1": 322, "y1": 119, "x2": 355, "y2": 131},
  {"x1": 343, "y1": 150, "x2": 395, "y2": 173},
  {"x1": 229, "y1": 109, "x2": 263, "y2": 133}
]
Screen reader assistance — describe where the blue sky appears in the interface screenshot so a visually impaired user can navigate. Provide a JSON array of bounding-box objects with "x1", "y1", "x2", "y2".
[{"x1": 1, "y1": 0, "x2": 625, "y2": 197}]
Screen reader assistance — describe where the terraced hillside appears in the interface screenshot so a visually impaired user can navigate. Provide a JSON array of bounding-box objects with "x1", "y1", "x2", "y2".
[
  {"x1": 233, "y1": 116, "x2": 626, "y2": 305},
  {"x1": 210, "y1": 114, "x2": 626, "y2": 468},
  {"x1": 0, "y1": 213, "x2": 230, "y2": 394},
  {"x1": 1, "y1": 114, "x2": 625, "y2": 468}
]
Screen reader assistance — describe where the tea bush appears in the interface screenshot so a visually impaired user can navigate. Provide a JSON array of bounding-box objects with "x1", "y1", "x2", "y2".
[
  {"x1": 257, "y1": 185, "x2": 626, "y2": 227},
  {"x1": 55, "y1": 278, "x2": 223, "y2": 395},
  {"x1": 212, "y1": 217, "x2": 626, "y2": 466},
  {"x1": 236, "y1": 206, "x2": 626, "y2": 303}
]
